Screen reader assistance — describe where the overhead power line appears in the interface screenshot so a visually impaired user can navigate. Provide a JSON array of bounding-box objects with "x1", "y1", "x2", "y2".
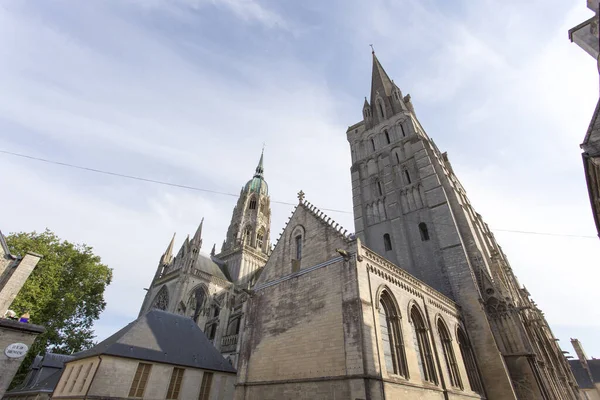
[{"x1": 1, "y1": 149, "x2": 596, "y2": 239}]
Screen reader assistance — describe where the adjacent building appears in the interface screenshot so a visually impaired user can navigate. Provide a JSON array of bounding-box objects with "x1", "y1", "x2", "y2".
[
  {"x1": 569, "y1": 339, "x2": 600, "y2": 399},
  {"x1": 52, "y1": 309, "x2": 236, "y2": 400},
  {"x1": 0, "y1": 230, "x2": 45, "y2": 397},
  {"x1": 569, "y1": 0, "x2": 600, "y2": 238},
  {"x1": 2, "y1": 352, "x2": 75, "y2": 400}
]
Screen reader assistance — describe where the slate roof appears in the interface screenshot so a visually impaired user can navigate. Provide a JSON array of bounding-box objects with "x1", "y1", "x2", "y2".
[
  {"x1": 569, "y1": 359, "x2": 600, "y2": 390},
  {"x1": 7, "y1": 352, "x2": 75, "y2": 396},
  {"x1": 196, "y1": 253, "x2": 229, "y2": 282},
  {"x1": 70, "y1": 309, "x2": 236, "y2": 373}
]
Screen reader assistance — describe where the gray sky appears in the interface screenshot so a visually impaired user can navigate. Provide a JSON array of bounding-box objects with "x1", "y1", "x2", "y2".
[{"x1": 1, "y1": 0, "x2": 599, "y2": 358}]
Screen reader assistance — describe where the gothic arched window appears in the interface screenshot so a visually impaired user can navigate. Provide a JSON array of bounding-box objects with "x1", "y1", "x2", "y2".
[
  {"x1": 227, "y1": 318, "x2": 241, "y2": 336},
  {"x1": 249, "y1": 198, "x2": 257, "y2": 210},
  {"x1": 383, "y1": 234, "x2": 392, "y2": 251},
  {"x1": 295, "y1": 235, "x2": 303, "y2": 260},
  {"x1": 151, "y1": 286, "x2": 169, "y2": 311},
  {"x1": 371, "y1": 138, "x2": 376, "y2": 152},
  {"x1": 378, "y1": 100, "x2": 385, "y2": 119},
  {"x1": 191, "y1": 287, "x2": 206, "y2": 323},
  {"x1": 419, "y1": 223, "x2": 430, "y2": 241},
  {"x1": 244, "y1": 226, "x2": 252, "y2": 245},
  {"x1": 438, "y1": 320, "x2": 462, "y2": 389},
  {"x1": 400, "y1": 124, "x2": 406, "y2": 137},
  {"x1": 395, "y1": 152, "x2": 400, "y2": 164},
  {"x1": 385, "y1": 130, "x2": 391, "y2": 144},
  {"x1": 404, "y1": 169, "x2": 412, "y2": 184},
  {"x1": 379, "y1": 291, "x2": 408, "y2": 377},
  {"x1": 411, "y1": 306, "x2": 437, "y2": 384},
  {"x1": 458, "y1": 328, "x2": 483, "y2": 394},
  {"x1": 376, "y1": 180, "x2": 383, "y2": 196},
  {"x1": 256, "y1": 227, "x2": 265, "y2": 249}
]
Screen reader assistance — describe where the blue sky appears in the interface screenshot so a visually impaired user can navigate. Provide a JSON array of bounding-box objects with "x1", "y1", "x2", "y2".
[{"x1": 1, "y1": 0, "x2": 599, "y2": 359}]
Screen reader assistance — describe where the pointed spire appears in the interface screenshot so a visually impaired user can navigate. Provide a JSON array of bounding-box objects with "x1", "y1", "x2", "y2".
[
  {"x1": 363, "y1": 97, "x2": 370, "y2": 107},
  {"x1": 254, "y1": 147, "x2": 265, "y2": 178},
  {"x1": 370, "y1": 51, "x2": 395, "y2": 104},
  {"x1": 192, "y1": 218, "x2": 204, "y2": 249},
  {"x1": 210, "y1": 243, "x2": 216, "y2": 256},
  {"x1": 160, "y1": 233, "x2": 176, "y2": 265}
]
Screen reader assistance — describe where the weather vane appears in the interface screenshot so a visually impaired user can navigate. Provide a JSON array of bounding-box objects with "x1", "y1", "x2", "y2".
[{"x1": 370, "y1": 44, "x2": 375, "y2": 54}]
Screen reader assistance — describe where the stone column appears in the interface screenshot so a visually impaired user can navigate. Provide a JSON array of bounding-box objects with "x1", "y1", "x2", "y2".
[{"x1": 0, "y1": 319, "x2": 45, "y2": 397}]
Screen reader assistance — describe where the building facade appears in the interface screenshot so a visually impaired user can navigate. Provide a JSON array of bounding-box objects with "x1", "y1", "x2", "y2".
[
  {"x1": 234, "y1": 53, "x2": 582, "y2": 399},
  {"x1": 569, "y1": 339, "x2": 600, "y2": 400},
  {"x1": 138, "y1": 152, "x2": 270, "y2": 368},
  {"x1": 51, "y1": 310, "x2": 236, "y2": 400}
]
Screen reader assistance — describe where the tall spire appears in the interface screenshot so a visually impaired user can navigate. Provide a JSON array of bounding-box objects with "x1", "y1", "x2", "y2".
[
  {"x1": 192, "y1": 218, "x2": 204, "y2": 248},
  {"x1": 370, "y1": 51, "x2": 395, "y2": 105},
  {"x1": 160, "y1": 233, "x2": 176, "y2": 265},
  {"x1": 254, "y1": 147, "x2": 264, "y2": 179}
]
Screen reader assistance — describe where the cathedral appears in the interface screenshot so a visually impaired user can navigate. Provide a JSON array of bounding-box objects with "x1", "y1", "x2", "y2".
[{"x1": 140, "y1": 53, "x2": 582, "y2": 400}]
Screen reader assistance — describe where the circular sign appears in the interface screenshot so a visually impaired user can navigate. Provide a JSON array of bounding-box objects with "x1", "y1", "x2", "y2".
[{"x1": 5, "y1": 343, "x2": 28, "y2": 359}]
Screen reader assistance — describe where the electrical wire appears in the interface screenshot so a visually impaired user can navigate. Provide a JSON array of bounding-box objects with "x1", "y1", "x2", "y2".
[{"x1": 1, "y1": 149, "x2": 597, "y2": 239}]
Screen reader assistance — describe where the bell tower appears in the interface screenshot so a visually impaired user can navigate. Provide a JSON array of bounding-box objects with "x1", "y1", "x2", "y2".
[
  {"x1": 346, "y1": 52, "x2": 581, "y2": 399},
  {"x1": 217, "y1": 150, "x2": 271, "y2": 286}
]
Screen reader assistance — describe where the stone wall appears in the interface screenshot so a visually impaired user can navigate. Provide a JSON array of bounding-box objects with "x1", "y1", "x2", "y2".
[
  {"x1": 0, "y1": 320, "x2": 44, "y2": 397},
  {"x1": 52, "y1": 355, "x2": 236, "y2": 400}
]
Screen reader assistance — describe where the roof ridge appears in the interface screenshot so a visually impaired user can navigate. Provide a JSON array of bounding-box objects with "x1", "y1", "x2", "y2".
[
  {"x1": 301, "y1": 199, "x2": 354, "y2": 242},
  {"x1": 270, "y1": 194, "x2": 356, "y2": 248}
]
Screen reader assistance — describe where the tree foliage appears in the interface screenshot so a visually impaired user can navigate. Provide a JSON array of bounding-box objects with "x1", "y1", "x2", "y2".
[{"x1": 6, "y1": 229, "x2": 112, "y2": 387}]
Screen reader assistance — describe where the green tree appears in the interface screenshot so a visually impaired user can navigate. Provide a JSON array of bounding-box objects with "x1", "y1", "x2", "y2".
[{"x1": 6, "y1": 229, "x2": 112, "y2": 387}]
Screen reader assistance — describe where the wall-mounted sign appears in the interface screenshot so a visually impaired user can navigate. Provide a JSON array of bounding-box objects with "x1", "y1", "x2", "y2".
[{"x1": 5, "y1": 343, "x2": 28, "y2": 359}]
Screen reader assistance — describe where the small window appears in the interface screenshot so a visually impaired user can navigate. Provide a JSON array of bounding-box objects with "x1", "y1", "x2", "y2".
[
  {"x1": 60, "y1": 366, "x2": 73, "y2": 393},
  {"x1": 395, "y1": 153, "x2": 400, "y2": 164},
  {"x1": 78, "y1": 363, "x2": 93, "y2": 392},
  {"x1": 419, "y1": 223, "x2": 430, "y2": 241},
  {"x1": 129, "y1": 363, "x2": 152, "y2": 398},
  {"x1": 257, "y1": 232, "x2": 264, "y2": 249},
  {"x1": 385, "y1": 130, "x2": 391, "y2": 144},
  {"x1": 371, "y1": 138, "x2": 376, "y2": 152},
  {"x1": 295, "y1": 235, "x2": 302, "y2": 260},
  {"x1": 404, "y1": 169, "x2": 411, "y2": 184},
  {"x1": 377, "y1": 181, "x2": 383, "y2": 196},
  {"x1": 378, "y1": 101, "x2": 385, "y2": 118},
  {"x1": 400, "y1": 124, "x2": 406, "y2": 137},
  {"x1": 249, "y1": 198, "x2": 257, "y2": 210},
  {"x1": 383, "y1": 234, "x2": 392, "y2": 251},
  {"x1": 166, "y1": 367, "x2": 185, "y2": 399},
  {"x1": 198, "y1": 372, "x2": 213, "y2": 400},
  {"x1": 244, "y1": 227, "x2": 252, "y2": 245},
  {"x1": 69, "y1": 364, "x2": 83, "y2": 392}
]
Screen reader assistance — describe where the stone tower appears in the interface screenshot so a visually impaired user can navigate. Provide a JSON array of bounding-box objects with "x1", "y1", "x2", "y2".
[
  {"x1": 346, "y1": 52, "x2": 580, "y2": 399},
  {"x1": 216, "y1": 150, "x2": 271, "y2": 286}
]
